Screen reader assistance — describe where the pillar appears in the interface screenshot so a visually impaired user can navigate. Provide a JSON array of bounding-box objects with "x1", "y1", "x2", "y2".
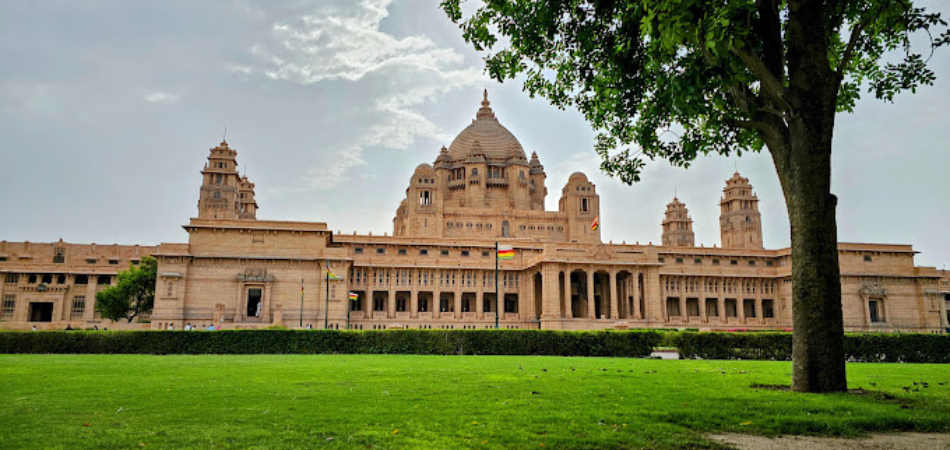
[
  {"x1": 586, "y1": 270, "x2": 595, "y2": 320},
  {"x1": 563, "y1": 270, "x2": 572, "y2": 319},
  {"x1": 609, "y1": 270, "x2": 619, "y2": 320}
]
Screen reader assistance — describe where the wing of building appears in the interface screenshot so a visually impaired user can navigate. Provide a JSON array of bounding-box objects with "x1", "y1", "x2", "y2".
[{"x1": 1, "y1": 92, "x2": 947, "y2": 332}]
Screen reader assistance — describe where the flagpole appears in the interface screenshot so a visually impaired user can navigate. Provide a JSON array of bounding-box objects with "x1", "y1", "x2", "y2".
[
  {"x1": 347, "y1": 294, "x2": 351, "y2": 330},
  {"x1": 325, "y1": 261, "x2": 330, "y2": 330},
  {"x1": 299, "y1": 277, "x2": 304, "y2": 328},
  {"x1": 494, "y1": 241, "x2": 499, "y2": 329}
]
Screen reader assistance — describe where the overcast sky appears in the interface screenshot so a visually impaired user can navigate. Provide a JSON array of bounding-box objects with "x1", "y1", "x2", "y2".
[{"x1": 1, "y1": 0, "x2": 947, "y2": 268}]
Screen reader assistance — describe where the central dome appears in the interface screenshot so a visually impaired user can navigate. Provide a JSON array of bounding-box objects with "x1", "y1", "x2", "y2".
[{"x1": 447, "y1": 91, "x2": 526, "y2": 161}]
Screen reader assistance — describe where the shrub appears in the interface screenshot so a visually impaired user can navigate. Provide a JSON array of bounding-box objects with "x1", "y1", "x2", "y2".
[
  {"x1": 0, "y1": 329, "x2": 662, "y2": 357},
  {"x1": 671, "y1": 331, "x2": 950, "y2": 363}
]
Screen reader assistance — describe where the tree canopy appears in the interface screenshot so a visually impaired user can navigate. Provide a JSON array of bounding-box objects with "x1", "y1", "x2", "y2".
[
  {"x1": 441, "y1": 0, "x2": 948, "y2": 393},
  {"x1": 442, "y1": 0, "x2": 948, "y2": 182},
  {"x1": 95, "y1": 256, "x2": 157, "y2": 323}
]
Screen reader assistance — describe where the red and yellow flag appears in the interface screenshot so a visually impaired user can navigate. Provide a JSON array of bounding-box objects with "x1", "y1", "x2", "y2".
[
  {"x1": 591, "y1": 215, "x2": 599, "y2": 231},
  {"x1": 497, "y1": 245, "x2": 514, "y2": 260}
]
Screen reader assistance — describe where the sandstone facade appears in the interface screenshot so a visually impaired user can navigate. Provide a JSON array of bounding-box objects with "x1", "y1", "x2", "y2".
[{"x1": 0, "y1": 92, "x2": 947, "y2": 332}]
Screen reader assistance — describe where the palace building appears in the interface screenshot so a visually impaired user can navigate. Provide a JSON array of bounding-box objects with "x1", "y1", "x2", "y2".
[{"x1": 1, "y1": 92, "x2": 948, "y2": 332}]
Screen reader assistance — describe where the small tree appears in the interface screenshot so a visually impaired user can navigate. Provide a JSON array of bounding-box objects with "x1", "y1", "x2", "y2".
[
  {"x1": 95, "y1": 256, "x2": 157, "y2": 323},
  {"x1": 441, "y1": 0, "x2": 949, "y2": 392}
]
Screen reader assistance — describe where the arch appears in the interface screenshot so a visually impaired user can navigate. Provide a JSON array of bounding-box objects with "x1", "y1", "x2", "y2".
[{"x1": 570, "y1": 269, "x2": 589, "y2": 318}]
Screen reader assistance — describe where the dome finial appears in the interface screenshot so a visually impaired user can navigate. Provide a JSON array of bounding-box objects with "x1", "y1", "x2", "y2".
[{"x1": 476, "y1": 89, "x2": 495, "y2": 120}]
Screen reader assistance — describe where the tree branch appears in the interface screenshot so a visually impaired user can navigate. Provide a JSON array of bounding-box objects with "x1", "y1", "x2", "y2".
[
  {"x1": 836, "y1": 1, "x2": 893, "y2": 81},
  {"x1": 730, "y1": 44, "x2": 792, "y2": 112}
]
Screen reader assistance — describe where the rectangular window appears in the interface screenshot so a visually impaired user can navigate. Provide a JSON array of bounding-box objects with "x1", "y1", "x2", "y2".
[
  {"x1": 71, "y1": 296, "x2": 86, "y2": 318},
  {"x1": 694, "y1": 258, "x2": 702, "y2": 265},
  {"x1": 53, "y1": 248, "x2": 65, "y2": 264},
  {"x1": 74, "y1": 275, "x2": 88, "y2": 285},
  {"x1": 705, "y1": 299, "x2": 719, "y2": 317},
  {"x1": 869, "y1": 299, "x2": 885, "y2": 323},
  {"x1": 374, "y1": 297, "x2": 385, "y2": 311},
  {"x1": 5, "y1": 273, "x2": 18, "y2": 284},
  {"x1": 748, "y1": 260, "x2": 756, "y2": 266},
  {"x1": 86, "y1": 258, "x2": 97, "y2": 264},
  {"x1": 766, "y1": 261, "x2": 774, "y2": 267},
  {"x1": 398, "y1": 249, "x2": 407, "y2": 256},
  {"x1": 354, "y1": 248, "x2": 363, "y2": 254},
  {"x1": 481, "y1": 251, "x2": 489, "y2": 257},
  {"x1": 1, "y1": 296, "x2": 14, "y2": 318},
  {"x1": 712, "y1": 259, "x2": 720, "y2": 265},
  {"x1": 418, "y1": 297, "x2": 428, "y2": 312},
  {"x1": 376, "y1": 248, "x2": 385, "y2": 255},
  {"x1": 396, "y1": 297, "x2": 407, "y2": 312},
  {"x1": 666, "y1": 298, "x2": 681, "y2": 317},
  {"x1": 864, "y1": 255, "x2": 873, "y2": 262},
  {"x1": 581, "y1": 198, "x2": 589, "y2": 212},
  {"x1": 675, "y1": 258, "x2": 683, "y2": 264},
  {"x1": 504, "y1": 296, "x2": 517, "y2": 313},
  {"x1": 108, "y1": 259, "x2": 119, "y2": 265},
  {"x1": 762, "y1": 300, "x2": 775, "y2": 319},
  {"x1": 743, "y1": 299, "x2": 757, "y2": 318},
  {"x1": 730, "y1": 260, "x2": 738, "y2": 265},
  {"x1": 658, "y1": 257, "x2": 665, "y2": 263},
  {"x1": 440, "y1": 250, "x2": 449, "y2": 256},
  {"x1": 419, "y1": 249, "x2": 428, "y2": 256},
  {"x1": 725, "y1": 299, "x2": 738, "y2": 317},
  {"x1": 461, "y1": 250, "x2": 470, "y2": 257},
  {"x1": 97, "y1": 275, "x2": 111, "y2": 285}
]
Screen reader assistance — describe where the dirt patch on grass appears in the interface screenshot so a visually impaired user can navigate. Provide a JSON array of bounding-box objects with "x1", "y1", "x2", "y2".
[{"x1": 708, "y1": 432, "x2": 950, "y2": 450}]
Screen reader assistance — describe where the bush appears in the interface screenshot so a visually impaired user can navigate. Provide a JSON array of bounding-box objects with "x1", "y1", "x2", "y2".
[
  {"x1": 0, "y1": 329, "x2": 662, "y2": 357},
  {"x1": 671, "y1": 331, "x2": 950, "y2": 363}
]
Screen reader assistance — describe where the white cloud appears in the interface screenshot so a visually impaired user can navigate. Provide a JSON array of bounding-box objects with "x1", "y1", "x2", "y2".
[
  {"x1": 144, "y1": 92, "x2": 179, "y2": 104},
  {"x1": 238, "y1": 0, "x2": 487, "y2": 190}
]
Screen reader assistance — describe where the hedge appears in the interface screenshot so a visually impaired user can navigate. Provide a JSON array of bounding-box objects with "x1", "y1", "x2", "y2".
[
  {"x1": 670, "y1": 332, "x2": 950, "y2": 363},
  {"x1": 0, "y1": 329, "x2": 662, "y2": 357}
]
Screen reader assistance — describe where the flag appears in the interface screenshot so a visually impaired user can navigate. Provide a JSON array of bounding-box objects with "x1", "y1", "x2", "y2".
[
  {"x1": 348, "y1": 292, "x2": 358, "y2": 302},
  {"x1": 497, "y1": 245, "x2": 514, "y2": 260},
  {"x1": 327, "y1": 268, "x2": 341, "y2": 280},
  {"x1": 591, "y1": 215, "x2": 599, "y2": 231}
]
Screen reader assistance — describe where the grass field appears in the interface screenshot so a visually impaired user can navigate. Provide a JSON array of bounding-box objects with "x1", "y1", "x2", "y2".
[{"x1": 1, "y1": 355, "x2": 949, "y2": 449}]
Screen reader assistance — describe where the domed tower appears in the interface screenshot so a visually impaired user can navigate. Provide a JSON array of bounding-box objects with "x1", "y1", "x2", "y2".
[
  {"x1": 661, "y1": 197, "x2": 695, "y2": 247},
  {"x1": 393, "y1": 163, "x2": 443, "y2": 238},
  {"x1": 559, "y1": 172, "x2": 601, "y2": 243},
  {"x1": 528, "y1": 151, "x2": 547, "y2": 210},
  {"x1": 719, "y1": 172, "x2": 763, "y2": 249},
  {"x1": 197, "y1": 140, "x2": 243, "y2": 220}
]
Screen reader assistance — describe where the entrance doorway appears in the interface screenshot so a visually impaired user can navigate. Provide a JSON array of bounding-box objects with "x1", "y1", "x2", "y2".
[
  {"x1": 247, "y1": 288, "x2": 262, "y2": 317},
  {"x1": 29, "y1": 302, "x2": 54, "y2": 322}
]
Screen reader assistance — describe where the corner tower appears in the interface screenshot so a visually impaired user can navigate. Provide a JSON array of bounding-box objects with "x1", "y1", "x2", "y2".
[
  {"x1": 197, "y1": 140, "x2": 256, "y2": 220},
  {"x1": 661, "y1": 197, "x2": 695, "y2": 247},
  {"x1": 719, "y1": 172, "x2": 763, "y2": 249},
  {"x1": 559, "y1": 172, "x2": 601, "y2": 243}
]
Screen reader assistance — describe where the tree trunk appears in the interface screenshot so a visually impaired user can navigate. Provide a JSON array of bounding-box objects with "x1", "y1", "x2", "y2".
[{"x1": 781, "y1": 135, "x2": 846, "y2": 393}]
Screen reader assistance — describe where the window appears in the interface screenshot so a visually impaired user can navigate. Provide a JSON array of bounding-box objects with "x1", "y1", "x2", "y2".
[
  {"x1": 481, "y1": 251, "x2": 489, "y2": 257},
  {"x1": 419, "y1": 249, "x2": 428, "y2": 256},
  {"x1": 213, "y1": 191, "x2": 221, "y2": 199},
  {"x1": 74, "y1": 275, "x2": 88, "y2": 285},
  {"x1": 694, "y1": 258, "x2": 702, "y2": 265},
  {"x1": 71, "y1": 296, "x2": 86, "y2": 318},
  {"x1": 396, "y1": 297, "x2": 407, "y2": 312},
  {"x1": 441, "y1": 249, "x2": 449, "y2": 256},
  {"x1": 1, "y1": 296, "x2": 14, "y2": 318},
  {"x1": 501, "y1": 220, "x2": 510, "y2": 237},
  {"x1": 109, "y1": 260, "x2": 119, "y2": 265},
  {"x1": 504, "y1": 295, "x2": 517, "y2": 313},
  {"x1": 418, "y1": 297, "x2": 429, "y2": 312},
  {"x1": 86, "y1": 259, "x2": 97, "y2": 264},
  {"x1": 581, "y1": 198, "x2": 589, "y2": 212},
  {"x1": 743, "y1": 299, "x2": 757, "y2": 318},
  {"x1": 730, "y1": 260, "x2": 738, "y2": 265},
  {"x1": 376, "y1": 248, "x2": 385, "y2": 255},
  {"x1": 53, "y1": 248, "x2": 65, "y2": 264},
  {"x1": 398, "y1": 249, "x2": 407, "y2": 256},
  {"x1": 658, "y1": 257, "x2": 665, "y2": 263},
  {"x1": 864, "y1": 255, "x2": 872, "y2": 262},
  {"x1": 97, "y1": 275, "x2": 111, "y2": 285},
  {"x1": 215, "y1": 174, "x2": 223, "y2": 185},
  {"x1": 131, "y1": 260, "x2": 140, "y2": 265},
  {"x1": 56, "y1": 274, "x2": 66, "y2": 284},
  {"x1": 762, "y1": 300, "x2": 775, "y2": 319},
  {"x1": 0, "y1": 257, "x2": 6, "y2": 262},
  {"x1": 28, "y1": 274, "x2": 37, "y2": 284},
  {"x1": 869, "y1": 299, "x2": 885, "y2": 323},
  {"x1": 374, "y1": 296, "x2": 385, "y2": 311},
  {"x1": 461, "y1": 250, "x2": 470, "y2": 257},
  {"x1": 666, "y1": 298, "x2": 681, "y2": 317},
  {"x1": 5, "y1": 274, "x2": 18, "y2": 284},
  {"x1": 354, "y1": 248, "x2": 364, "y2": 254},
  {"x1": 766, "y1": 261, "x2": 774, "y2": 267},
  {"x1": 42, "y1": 274, "x2": 52, "y2": 284},
  {"x1": 748, "y1": 260, "x2": 756, "y2": 266},
  {"x1": 420, "y1": 190, "x2": 432, "y2": 206},
  {"x1": 675, "y1": 258, "x2": 683, "y2": 264},
  {"x1": 712, "y1": 259, "x2": 720, "y2": 265}
]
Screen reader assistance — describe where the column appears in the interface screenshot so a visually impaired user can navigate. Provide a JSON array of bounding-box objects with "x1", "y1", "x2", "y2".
[
  {"x1": 755, "y1": 298, "x2": 763, "y2": 324},
  {"x1": 410, "y1": 288, "x2": 418, "y2": 320},
  {"x1": 680, "y1": 297, "x2": 687, "y2": 323},
  {"x1": 586, "y1": 270, "x2": 595, "y2": 320},
  {"x1": 454, "y1": 273, "x2": 462, "y2": 320},
  {"x1": 609, "y1": 270, "x2": 619, "y2": 320},
  {"x1": 563, "y1": 270, "x2": 572, "y2": 319},
  {"x1": 85, "y1": 279, "x2": 98, "y2": 322},
  {"x1": 367, "y1": 287, "x2": 374, "y2": 320},
  {"x1": 699, "y1": 290, "x2": 707, "y2": 323},
  {"x1": 632, "y1": 271, "x2": 641, "y2": 320},
  {"x1": 476, "y1": 289, "x2": 484, "y2": 320},
  {"x1": 540, "y1": 266, "x2": 558, "y2": 320}
]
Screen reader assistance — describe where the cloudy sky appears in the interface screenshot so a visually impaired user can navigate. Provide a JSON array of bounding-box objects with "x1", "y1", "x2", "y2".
[{"x1": 1, "y1": 0, "x2": 947, "y2": 268}]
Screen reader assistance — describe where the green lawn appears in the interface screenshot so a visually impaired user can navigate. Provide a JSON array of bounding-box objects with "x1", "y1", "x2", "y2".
[{"x1": 1, "y1": 355, "x2": 948, "y2": 449}]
